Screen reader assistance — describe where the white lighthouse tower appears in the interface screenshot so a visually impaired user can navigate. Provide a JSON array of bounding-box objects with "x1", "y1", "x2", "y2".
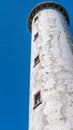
[{"x1": 28, "y1": 2, "x2": 73, "y2": 130}]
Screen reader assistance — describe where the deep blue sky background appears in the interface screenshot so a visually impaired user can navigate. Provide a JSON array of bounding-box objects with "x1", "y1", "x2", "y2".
[{"x1": 0, "y1": 0, "x2": 73, "y2": 130}]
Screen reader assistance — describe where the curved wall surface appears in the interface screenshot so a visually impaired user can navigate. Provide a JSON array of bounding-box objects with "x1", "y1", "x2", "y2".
[{"x1": 28, "y1": 2, "x2": 73, "y2": 130}]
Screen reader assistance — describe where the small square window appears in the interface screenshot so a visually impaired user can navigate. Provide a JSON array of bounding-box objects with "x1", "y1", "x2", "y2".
[
  {"x1": 34, "y1": 55, "x2": 40, "y2": 67},
  {"x1": 33, "y1": 91, "x2": 42, "y2": 109},
  {"x1": 34, "y1": 16, "x2": 38, "y2": 23},
  {"x1": 34, "y1": 32, "x2": 39, "y2": 41}
]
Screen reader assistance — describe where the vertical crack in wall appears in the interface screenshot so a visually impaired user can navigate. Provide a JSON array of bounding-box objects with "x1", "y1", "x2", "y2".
[{"x1": 59, "y1": 91, "x2": 67, "y2": 122}]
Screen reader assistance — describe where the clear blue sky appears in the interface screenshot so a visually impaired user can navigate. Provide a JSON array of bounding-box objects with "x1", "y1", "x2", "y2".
[{"x1": 0, "y1": 0, "x2": 73, "y2": 130}]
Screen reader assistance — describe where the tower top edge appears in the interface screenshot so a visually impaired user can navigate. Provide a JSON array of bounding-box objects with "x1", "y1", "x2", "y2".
[{"x1": 28, "y1": 1, "x2": 70, "y2": 32}]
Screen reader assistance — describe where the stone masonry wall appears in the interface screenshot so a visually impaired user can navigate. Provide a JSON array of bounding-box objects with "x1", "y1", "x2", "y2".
[{"x1": 29, "y1": 8, "x2": 73, "y2": 130}]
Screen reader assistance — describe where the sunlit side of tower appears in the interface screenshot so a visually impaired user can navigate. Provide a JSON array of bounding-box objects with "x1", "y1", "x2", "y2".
[{"x1": 28, "y1": 2, "x2": 73, "y2": 130}]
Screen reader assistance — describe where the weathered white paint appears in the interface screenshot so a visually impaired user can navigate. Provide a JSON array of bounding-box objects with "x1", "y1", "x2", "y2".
[{"x1": 29, "y1": 7, "x2": 73, "y2": 130}]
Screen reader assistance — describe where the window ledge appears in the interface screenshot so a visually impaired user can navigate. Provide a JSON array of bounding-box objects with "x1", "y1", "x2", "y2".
[
  {"x1": 33, "y1": 101, "x2": 42, "y2": 109},
  {"x1": 33, "y1": 60, "x2": 40, "y2": 67}
]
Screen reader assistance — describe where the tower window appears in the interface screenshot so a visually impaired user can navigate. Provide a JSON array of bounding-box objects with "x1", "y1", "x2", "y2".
[
  {"x1": 33, "y1": 91, "x2": 42, "y2": 109},
  {"x1": 34, "y1": 55, "x2": 40, "y2": 67},
  {"x1": 34, "y1": 16, "x2": 38, "y2": 23},
  {"x1": 34, "y1": 32, "x2": 39, "y2": 41}
]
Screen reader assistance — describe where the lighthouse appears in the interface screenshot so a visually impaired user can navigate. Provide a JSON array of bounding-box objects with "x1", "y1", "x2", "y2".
[{"x1": 28, "y1": 2, "x2": 73, "y2": 130}]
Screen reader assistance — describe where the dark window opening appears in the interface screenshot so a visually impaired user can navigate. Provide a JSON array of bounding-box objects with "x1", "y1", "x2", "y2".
[
  {"x1": 34, "y1": 32, "x2": 39, "y2": 41},
  {"x1": 33, "y1": 91, "x2": 42, "y2": 109},
  {"x1": 34, "y1": 55, "x2": 40, "y2": 67},
  {"x1": 34, "y1": 16, "x2": 38, "y2": 23}
]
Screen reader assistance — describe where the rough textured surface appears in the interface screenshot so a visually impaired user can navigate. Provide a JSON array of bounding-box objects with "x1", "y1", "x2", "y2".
[{"x1": 29, "y1": 8, "x2": 73, "y2": 130}]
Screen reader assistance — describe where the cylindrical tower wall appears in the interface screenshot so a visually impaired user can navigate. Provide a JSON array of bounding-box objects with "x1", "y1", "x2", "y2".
[{"x1": 29, "y1": 3, "x2": 73, "y2": 130}]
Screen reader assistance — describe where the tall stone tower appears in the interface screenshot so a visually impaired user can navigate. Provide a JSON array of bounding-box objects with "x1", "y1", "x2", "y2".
[{"x1": 28, "y1": 2, "x2": 73, "y2": 130}]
